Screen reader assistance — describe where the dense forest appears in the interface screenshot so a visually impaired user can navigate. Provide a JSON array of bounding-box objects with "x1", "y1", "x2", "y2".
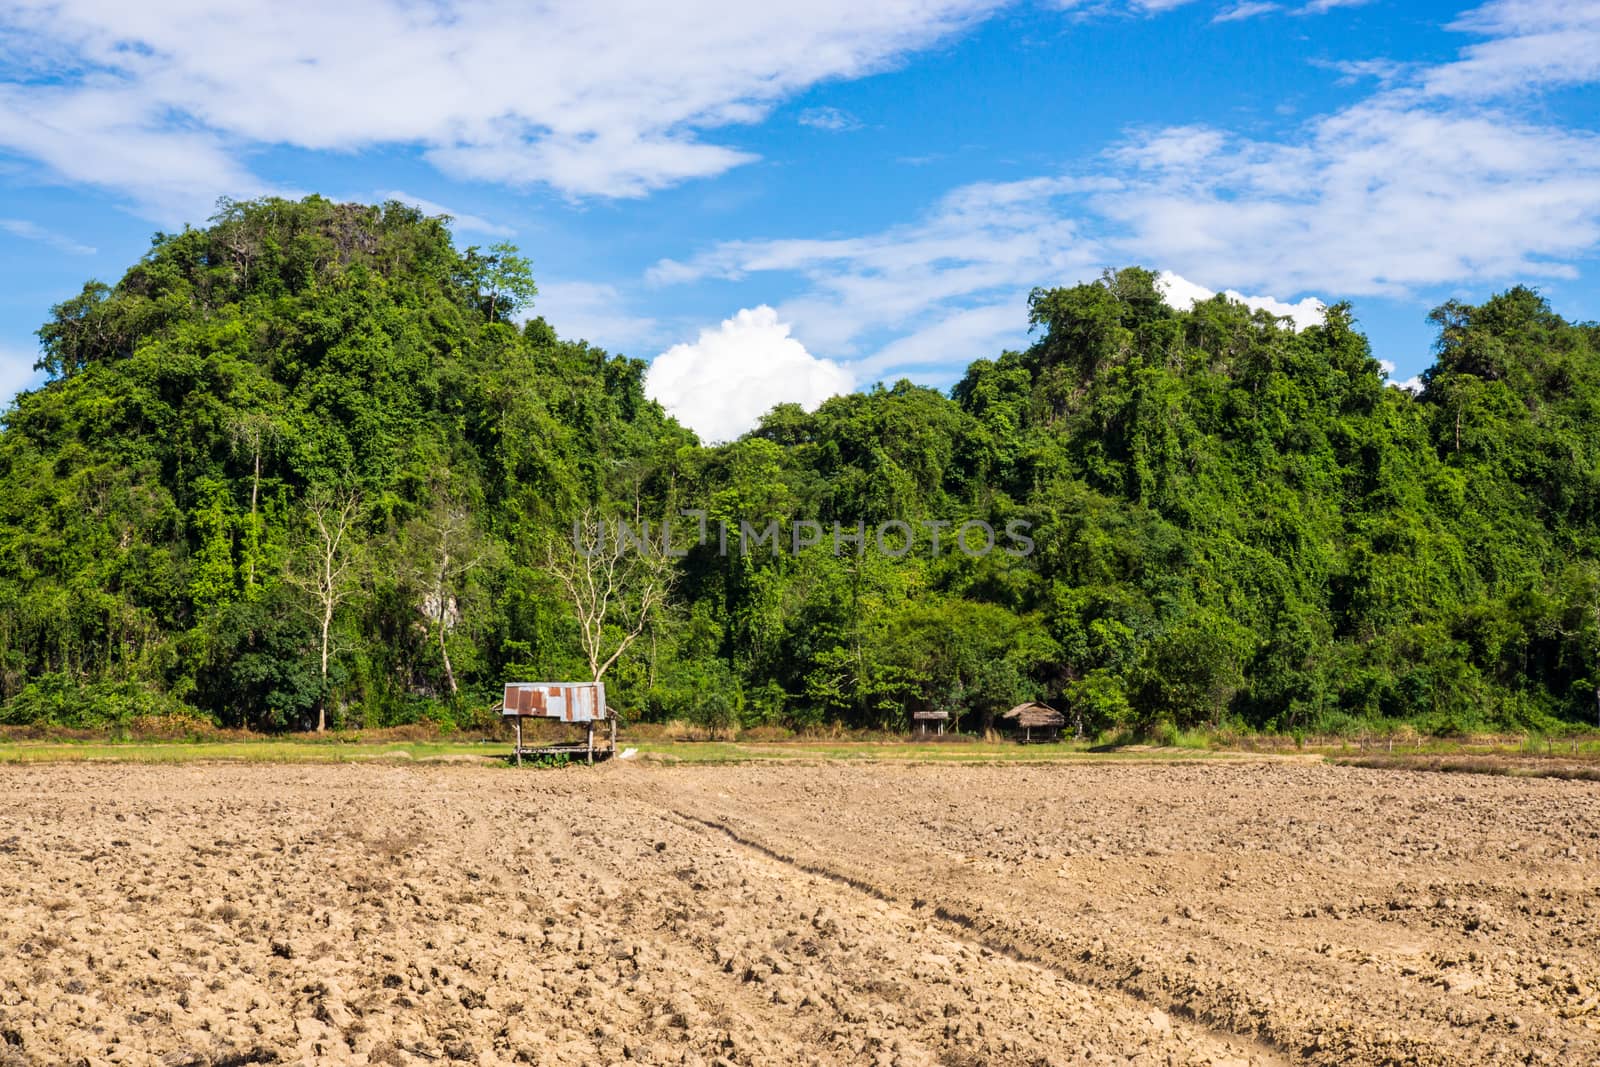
[{"x1": 3, "y1": 196, "x2": 1598, "y2": 737}]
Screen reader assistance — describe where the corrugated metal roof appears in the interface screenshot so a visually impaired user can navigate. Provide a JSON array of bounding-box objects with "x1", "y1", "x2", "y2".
[{"x1": 501, "y1": 682, "x2": 608, "y2": 722}]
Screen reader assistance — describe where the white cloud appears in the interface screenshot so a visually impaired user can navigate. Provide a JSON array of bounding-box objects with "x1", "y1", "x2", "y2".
[
  {"x1": 1213, "y1": 3, "x2": 1280, "y2": 23},
  {"x1": 1313, "y1": 57, "x2": 1411, "y2": 87},
  {"x1": 0, "y1": 218, "x2": 96, "y2": 255},
  {"x1": 855, "y1": 301, "x2": 1028, "y2": 378},
  {"x1": 0, "y1": 344, "x2": 44, "y2": 408},
  {"x1": 0, "y1": 0, "x2": 1000, "y2": 218},
  {"x1": 1156, "y1": 270, "x2": 1326, "y2": 330},
  {"x1": 532, "y1": 281, "x2": 662, "y2": 354},
  {"x1": 1057, "y1": 0, "x2": 1356, "y2": 16},
  {"x1": 1085, "y1": 0, "x2": 1600, "y2": 299},
  {"x1": 642, "y1": 0, "x2": 1600, "y2": 403},
  {"x1": 650, "y1": 175, "x2": 1109, "y2": 373},
  {"x1": 378, "y1": 191, "x2": 512, "y2": 238},
  {"x1": 650, "y1": 76, "x2": 1600, "y2": 385},
  {"x1": 1296, "y1": 0, "x2": 1372, "y2": 13},
  {"x1": 644, "y1": 0, "x2": 1600, "y2": 403},
  {"x1": 1377, "y1": 359, "x2": 1423, "y2": 393},
  {"x1": 646, "y1": 306, "x2": 853, "y2": 442},
  {"x1": 0, "y1": 83, "x2": 273, "y2": 223},
  {"x1": 1093, "y1": 98, "x2": 1600, "y2": 297},
  {"x1": 1424, "y1": 0, "x2": 1600, "y2": 99},
  {"x1": 798, "y1": 107, "x2": 862, "y2": 132}
]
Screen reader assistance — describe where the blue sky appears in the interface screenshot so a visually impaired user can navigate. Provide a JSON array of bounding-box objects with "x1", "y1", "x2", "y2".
[{"x1": 2, "y1": 0, "x2": 1598, "y2": 440}]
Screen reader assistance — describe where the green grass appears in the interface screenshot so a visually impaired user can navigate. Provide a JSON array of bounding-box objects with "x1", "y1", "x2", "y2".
[
  {"x1": 0, "y1": 738, "x2": 504, "y2": 764},
  {"x1": 0, "y1": 736, "x2": 1244, "y2": 766},
  {"x1": 1298, "y1": 734, "x2": 1600, "y2": 759},
  {"x1": 14, "y1": 729, "x2": 1599, "y2": 768},
  {"x1": 625, "y1": 739, "x2": 1237, "y2": 764}
]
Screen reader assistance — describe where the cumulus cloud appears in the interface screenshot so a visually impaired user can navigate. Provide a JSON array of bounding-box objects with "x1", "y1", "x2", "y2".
[
  {"x1": 1378, "y1": 359, "x2": 1424, "y2": 394},
  {"x1": 646, "y1": 307, "x2": 853, "y2": 443},
  {"x1": 651, "y1": 61, "x2": 1600, "y2": 383},
  {"x1": 0, "y1": 0, "x2": 999, "y2": 219},
  {"x1": 1314, "y1": 57, "x2": 1412, "y2": 87},
  {"x1": 1155, "y1": 270, "x2": 1325, "y2": 329}
]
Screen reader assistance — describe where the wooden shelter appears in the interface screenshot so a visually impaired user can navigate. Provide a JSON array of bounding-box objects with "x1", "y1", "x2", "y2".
[
  {"x1": 1001, "y1": 701, "x2": 1065, "y2": 743},
  {"x1": 911, "y1": 709, "x2": 950, "y2": 737},
  {"x1": 501, "y1": 681, "x2": 615, "y2": 765}
]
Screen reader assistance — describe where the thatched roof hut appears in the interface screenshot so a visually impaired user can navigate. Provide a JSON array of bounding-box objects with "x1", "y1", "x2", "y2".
[{"x1": 1001, "y1": 702, "x2": 1064, "y2": 743}]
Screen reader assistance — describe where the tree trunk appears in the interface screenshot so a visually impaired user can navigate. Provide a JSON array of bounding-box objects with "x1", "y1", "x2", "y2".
[
  {"x1": 435, "y1": 547, "x2": 458, "y2": 695},
  {"x1": 246, "y1": 447, "x2": 261, "y2": 587},
  {"x1": 438, "y1": 618, "x2": 457, "y2": 695},
  {"x1": 317, "y1": 602, "x2": 332, "y2": 733}
]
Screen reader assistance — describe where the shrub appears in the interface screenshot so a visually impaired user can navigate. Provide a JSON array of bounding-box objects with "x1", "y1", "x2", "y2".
[{"x1": 1, "y1": 674, "x2": 200, "y2": 729}]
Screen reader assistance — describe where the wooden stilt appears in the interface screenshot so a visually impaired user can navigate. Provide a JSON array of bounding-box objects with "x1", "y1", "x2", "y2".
[
  {"x1": 587, "y1": 722, "x2": 594, "y2": 765},
  {"x1": 515, "y1": 718, "x2": 522, "y2": 767}
]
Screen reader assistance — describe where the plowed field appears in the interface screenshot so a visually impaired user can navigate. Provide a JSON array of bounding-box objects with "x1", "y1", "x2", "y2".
[{"x1": 2, "y1": 760, "x2": 1596, "y2": 1065}]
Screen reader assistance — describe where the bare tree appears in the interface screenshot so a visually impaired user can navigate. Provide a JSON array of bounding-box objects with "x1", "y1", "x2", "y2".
[
  {"x1": 287, "y1": 490, "x2": 362, "y2": 732},
  {"x1": 545, "y1": 509, "x2": 672, "y2": 682},
  {"x1": 229, "y1": 413, "x2": 279, "y2": 590},
  {"x1": 407, "y1": 496, "x2": 493, "y2": 696}
]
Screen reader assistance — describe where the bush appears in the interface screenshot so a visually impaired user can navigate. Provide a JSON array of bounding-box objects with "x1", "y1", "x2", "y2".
[
  {"x1": 1065, "y1": 670, "x2": 1130, "y2": 736},
  {"x1": 0, "y1": 674, "x2": 202, "y2": 729},
  {"x1": 689, "y1": 689, "x2": 736, "y2": 740}
]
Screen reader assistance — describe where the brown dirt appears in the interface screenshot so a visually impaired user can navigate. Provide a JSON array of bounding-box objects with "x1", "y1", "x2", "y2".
[
  {"x1": 1335, "y1": 753, "x2": 1600, "y2": 781},
  {"x1": 0, "y1": 761, "x2": 1595, "y2": 1065}
]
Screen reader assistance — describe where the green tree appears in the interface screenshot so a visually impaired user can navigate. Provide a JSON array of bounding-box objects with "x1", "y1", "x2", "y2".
[{"x1": 465, "y1": 241, "x2": 537, "y2": 323}]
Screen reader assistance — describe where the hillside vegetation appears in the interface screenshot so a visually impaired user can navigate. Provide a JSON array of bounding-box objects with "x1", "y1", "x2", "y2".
[{"x1": 3, "y1": 196, "x2": 1598, "y2": 737}]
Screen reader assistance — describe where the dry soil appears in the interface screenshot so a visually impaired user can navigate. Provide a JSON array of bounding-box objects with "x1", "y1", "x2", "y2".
[{"x1": 1, "y1": 759, "x2": 1596, "y2": 1065}]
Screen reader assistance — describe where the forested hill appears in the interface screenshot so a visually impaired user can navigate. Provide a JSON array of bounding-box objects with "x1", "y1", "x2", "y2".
[{"x1": 3, "y1": 196, "x2": 1599, "y2": 737}]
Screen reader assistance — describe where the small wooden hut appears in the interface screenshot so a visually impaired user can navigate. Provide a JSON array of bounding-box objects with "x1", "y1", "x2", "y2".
[
  {"x1": 1001, "y1": 701, "x2": 1065, "y2": 743},
  {"x1": 911, "y1": 709, "x2": 950, "y2": 737},
  {"x1": 501, "y1": 681, "x2": 615, "y2": 765}
]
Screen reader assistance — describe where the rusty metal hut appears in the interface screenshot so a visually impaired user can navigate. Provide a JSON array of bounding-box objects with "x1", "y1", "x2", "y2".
[
  {"x1": 501, "y1": 681, "x2": 614, "y2": 765},
  {"x1": 911, "y1": 709, "x2": 950, "y2": 737},
  {"x1": 1001, "y1": 702, "x2": 1065, "y2": 744}
]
